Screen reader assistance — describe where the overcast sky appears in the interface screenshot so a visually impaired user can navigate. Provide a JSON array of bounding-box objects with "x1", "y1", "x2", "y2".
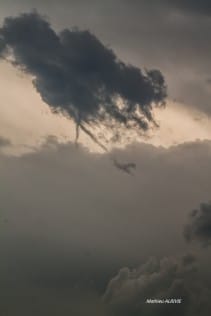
[{"x1": 1, "y1": 1, "x2": 211, "y2": 315}]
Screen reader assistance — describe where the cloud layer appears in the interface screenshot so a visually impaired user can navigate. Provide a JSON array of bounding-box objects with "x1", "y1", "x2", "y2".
[{"x1": 1, "y1": 139, "x2": 211, "y2": 314}]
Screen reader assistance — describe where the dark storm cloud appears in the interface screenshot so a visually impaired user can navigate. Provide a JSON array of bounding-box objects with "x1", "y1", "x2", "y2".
[
  {"x1": 1, "y1": 1, "x2": 211, "y2": 116},
  {"x1": 184, "y1": 202, "x2": 211, "y2": 246},
  {"x1": 103, "y1": 254, "x2": 211, "y2": 316},
  {"x1": 0, "y1": 11, "x2": 166, "y2": 145},
  {"x1": 0, "y1": 1, "x2": 210, "y2": 122}
]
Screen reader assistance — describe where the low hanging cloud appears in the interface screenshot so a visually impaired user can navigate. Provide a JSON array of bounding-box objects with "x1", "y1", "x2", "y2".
[
  {"x1": 184, "y1": 202, "x2": 211, "y2": 247},
  {"x1": 0, "y1": 11, "x2": 167, "y2": 148},
  {"x1": 103, "y1": 254, "x2": 211, "y2": 316}
]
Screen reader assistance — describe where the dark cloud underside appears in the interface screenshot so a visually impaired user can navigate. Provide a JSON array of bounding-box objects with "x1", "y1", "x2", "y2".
[
  {"x1": 1, "y1": 1, "x2": 211, "y2": 117},
  {"x1": 0, "y1": 12, "x2": 166, "y2": 146}
]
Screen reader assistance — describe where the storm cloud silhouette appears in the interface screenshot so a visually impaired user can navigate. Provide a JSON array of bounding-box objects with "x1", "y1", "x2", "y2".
[{"x1": 0, "y1": 11, "x2": 167, "y2": 148}]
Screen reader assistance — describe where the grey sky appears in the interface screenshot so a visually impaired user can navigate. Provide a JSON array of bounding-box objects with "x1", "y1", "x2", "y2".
[{"x1": 1, "y1": 2, "x2": 211, "y2": 315}]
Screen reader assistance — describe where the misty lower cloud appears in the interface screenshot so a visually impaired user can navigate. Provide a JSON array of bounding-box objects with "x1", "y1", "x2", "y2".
[{"x1": 1, "y1": 139, "x2": 211, "y2": 315}]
